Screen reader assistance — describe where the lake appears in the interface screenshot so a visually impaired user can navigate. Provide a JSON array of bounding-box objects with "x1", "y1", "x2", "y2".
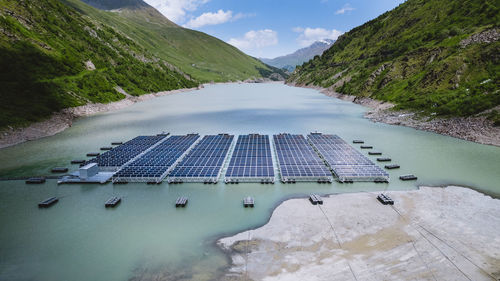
[{"x1": 0, "y1": 83, "x2": 499, "y2": 280}]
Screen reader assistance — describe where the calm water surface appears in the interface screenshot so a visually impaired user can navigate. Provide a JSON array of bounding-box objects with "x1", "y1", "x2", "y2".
[{"x1": 0, "y1": 83, "x2": 499, "y2": 280}]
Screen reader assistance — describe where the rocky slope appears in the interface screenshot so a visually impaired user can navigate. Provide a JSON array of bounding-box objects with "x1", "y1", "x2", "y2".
[{"x1": 289, "y1": 0, "x2": 499, "y2": 121}]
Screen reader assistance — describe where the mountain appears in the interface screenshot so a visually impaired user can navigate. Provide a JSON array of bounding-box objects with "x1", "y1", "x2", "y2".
[
  {"x1": 289, "y1": 0, "x2": 499, "y2": 120},
  {"x1": 0, "y1": 0, "x2": 283, "y2": 129},
  {"x1": 0, "y1": 0, "x2": 197, "y2": 129},
  {"x1": 261, "y1": 39, "x2": 334, "y2": 72},
  {"x1": 78, "y1": 0, "x2": 147, "y2": 10},
  {"x1": 77, "y1": 0, "x2": 149, "y2": 10},
  {"x1": 63, "y1": 0, "x2": 282, "y2": 83}
]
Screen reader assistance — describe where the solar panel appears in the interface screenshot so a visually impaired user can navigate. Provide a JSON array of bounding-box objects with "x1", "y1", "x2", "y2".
[
  {"x1": 224, "y1": 134, "x2": 275, "y2": 183},
  {"x1": 112, "y1": 134, "x2": 200, "y2": 183},
  {"x1": 273, "y1": 134, "x2": 333, "y2": 183},
  {"x1": 168, "y1": 134, "x2": 234, "y2": 183},
  {"x1": 84, "y1": 135, "x2": 168, "y2": 170},
  {"x1": 307, "y1": 133, "x2": 389, "y2": 182}
]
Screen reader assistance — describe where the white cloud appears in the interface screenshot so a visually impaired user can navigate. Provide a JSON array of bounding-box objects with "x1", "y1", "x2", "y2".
[
  {"x1": 232, "y1": 12, "x2": 256, "y2": 21},
  {"x1": 228, "y1": 29, "x2": 278, "y2": 51},
  {"x1": 183, "y1": 10, "x2": 254, "y2": 28},
  {"x1": 335, "y1": 3, "x2": 355, "y2": 15},
  {"x1": 143, "y1": 0, "x2": 210, "y2": 22},
  {"x1": 293, "y1": 27, "x2": 343, "y2": 46},
  {"x1": 184, "y1": 10, "x2": 233, "y2": 28}
]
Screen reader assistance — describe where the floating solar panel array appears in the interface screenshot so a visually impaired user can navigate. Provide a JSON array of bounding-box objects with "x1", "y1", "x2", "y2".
[
  {"x1": 84, "y1": 135, "x2": 168, "y2": 171},
  {"x1": 273, "y1": 134, "x2": 333, "y2": 183},
  {"x1": 307, "y1": 133, "x2": 389, "y2": 183},
  {"x1": 225, "y1": 134, "x2": 275, "y2": 183},
  {"x1": 112, "y1": 134, "x2": 200, "y2": 183},
  {"x1": 168, "y1": 134, "x2": 234, "y2": 183}
]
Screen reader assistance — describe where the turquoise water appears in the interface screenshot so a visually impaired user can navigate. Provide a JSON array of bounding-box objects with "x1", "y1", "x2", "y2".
[{"x1": 0, "y1": 83, "x2": 499, "y2": 280}]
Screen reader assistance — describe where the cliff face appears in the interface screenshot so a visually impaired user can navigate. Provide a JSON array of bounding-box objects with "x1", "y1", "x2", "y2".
[{"x1": 289, "y1": 0, "x2": 499, "y2": 119}]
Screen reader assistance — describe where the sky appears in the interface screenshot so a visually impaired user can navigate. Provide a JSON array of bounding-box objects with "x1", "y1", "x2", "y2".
[{"x1": 142, "y1": 0, "x2": 406, "y2": 58}]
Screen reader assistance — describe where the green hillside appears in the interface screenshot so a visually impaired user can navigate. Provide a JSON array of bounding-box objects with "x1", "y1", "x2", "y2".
[
  {"x1": 0, "y1": 0, "x2": 197, "y2": 128},
  {"x1": 0, "y1": 0, "x2": 283, "y2": 129},
  {"x1": 289, "y1": 0, "x2": 499, "y2": 119},
  {"x1": 63, "y1": 0, "x2": 279, "y2": 83}
]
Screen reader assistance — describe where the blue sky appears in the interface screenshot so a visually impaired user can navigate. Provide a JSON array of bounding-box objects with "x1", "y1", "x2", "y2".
[{"x1": 143, "y1": 0, "x2": 405, "y2": 58}]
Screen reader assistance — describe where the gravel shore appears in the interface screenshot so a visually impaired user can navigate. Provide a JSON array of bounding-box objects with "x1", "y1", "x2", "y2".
[
  {"x1": 218, "y1": 186, "x2": 500, "y2": 281},
  {"x1": 0, "y1": 86, "x2": 201, "y2": 149},
  {"x1": 288, "y1": 83, "x2": 500, "y2": 147}
]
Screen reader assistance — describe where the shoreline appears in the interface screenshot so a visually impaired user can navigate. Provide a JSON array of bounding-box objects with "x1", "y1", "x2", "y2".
[
  {"x1": 218, "y1": 185, "x2": 500, "y2": 281},
  {"x1": 287, "y1": 82, "x2": 500, "y2": 147},
  {"x1": 0, "y1": 86, "x2": 203, "y2": 149},
  {"x1": 0, "y1": 80, "x2": 284, "y2": 150}
]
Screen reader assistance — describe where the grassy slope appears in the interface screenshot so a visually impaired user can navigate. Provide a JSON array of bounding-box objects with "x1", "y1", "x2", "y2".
[
  {"x1": 0, "y1": 0, "x2": 197, "y2": 128},
  {"x1": 63, "y1": 0, "x2": 276, "y2": 82},
  {"x1": 289, "y1": 0, "x2": 499, "y2": 118}
]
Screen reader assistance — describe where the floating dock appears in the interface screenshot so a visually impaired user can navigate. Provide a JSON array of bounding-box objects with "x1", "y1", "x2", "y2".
[
  {"x1": 352, "y1": 140, "x2": 364, "y2": 144},
  {"x1": 273, "y1": 134, "x2": 333, "y2": 183},
  {"x1": 51, "y1": 167, "x2": 68, "y2": 173},
  {"x1": 87, "y1": 152, "x2": 100, "y2": 157},
  {"x1": 26, "y1": 177, "x2": 46, "y2": 184},
  {"x1": 308, "y1": 133, "x2": 389, "y2": 183},
  {"x1": 377, "y1": 194, "x2": 394, "y2": 205},
  {"x1": 100, "y1": 147, "x2": 113, "y2": 151},
  {"x1": 400, "y1": 174, "x2": 417, "y2": 181},
  {"x1": 38, "y1": 197, "x2": 58, "y2": 208},
  {"x1": 243, "y1": 196, "x2": 254, "y2": 207},
  {"x1": 368, "y1": 151, "x2": 382, "y2": 155},
  {"x1": 224, "y1": 134, "x2": 275, "y2": 183},
  {"x1": 377, "y1": 157, "x2": 391, "y2": 162},
  {"x1": 175, "y1": 196, "x2": 188, "y2": 207},
  {"x1": 71, "y1": 160, "x2": 85, "y2": 164},
  {"x1": 385, "y1": 164, "x2": 400, "y2": 169},
  {"x1": 168, "y1": 134, "x2": 233, "y2": 183},
  {"x1": 309, "y1": 194, "x2": 323, "y2": 205},
  {"x1": 111, "y1": 141, "x2": 123, "y2": 145},
  {"x1": 360, "y1": 145, "x2": 373, "y2": 149},
  {"x1": 105, "y1": 196, "x2": 121, "y2": 208}
]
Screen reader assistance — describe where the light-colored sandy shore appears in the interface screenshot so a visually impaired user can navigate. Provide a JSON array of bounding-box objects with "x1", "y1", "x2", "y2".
[
  {"x1": 218, "y1": 186, "x2": 500, "y2": 281},
  {"x1": 0, "y1": 86, "x2": 202, "y2": 149},
  {"x1": 287, "y1": 83, "x2": 500, "y2": 147}
]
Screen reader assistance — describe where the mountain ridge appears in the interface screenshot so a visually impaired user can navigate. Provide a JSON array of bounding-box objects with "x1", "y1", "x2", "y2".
[
  {"x1": 289, "y1": 0, "x2": 499, "y2": 120},
  {"x1": 0, "y1": 0, "x2": 284, "y2": 129},
  {"x1": 260, "y1": 39, "x2": 334, "y2": 71},
  {"x1": 64, "y1": 0, "x2": 282, "y2": 82}
]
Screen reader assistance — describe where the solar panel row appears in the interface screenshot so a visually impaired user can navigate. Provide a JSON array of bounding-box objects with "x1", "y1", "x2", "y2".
[
  {"x1": 85, "y1": 135, "x2": 167, "y2": 170},
  {"x1": 307, "y1": 133, "x2": 389, "y2": 182},
  {"x1": 169, "y1": 134, "x2": 234, "y2": 183},
  {"x1": 113, "y1": 134, "x2": 200, "y2": 182},
  {"x1": 225, "y1": 134, "x2": 275, "y2": 183},
  {"x1": 273, "y1": 134, "x2": 333, "y2": 182}
]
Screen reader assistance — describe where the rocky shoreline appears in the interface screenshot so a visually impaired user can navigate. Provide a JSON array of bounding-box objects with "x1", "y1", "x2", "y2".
[
  {"x1": 218, "y1": 186, "x2": 500, "y2": 281},
  {"x1": 0, "y1": 86, "x2": 201, "y2": 149},
  {"x1": 3, "y1": 81, "x2": 499, "y2": 149},
  {"x1": 287, "y1": 83, "x2": 500, "y2": 147},
  {"x1": 0, "y1": 80, "x2": 287, "y2": 150}
]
